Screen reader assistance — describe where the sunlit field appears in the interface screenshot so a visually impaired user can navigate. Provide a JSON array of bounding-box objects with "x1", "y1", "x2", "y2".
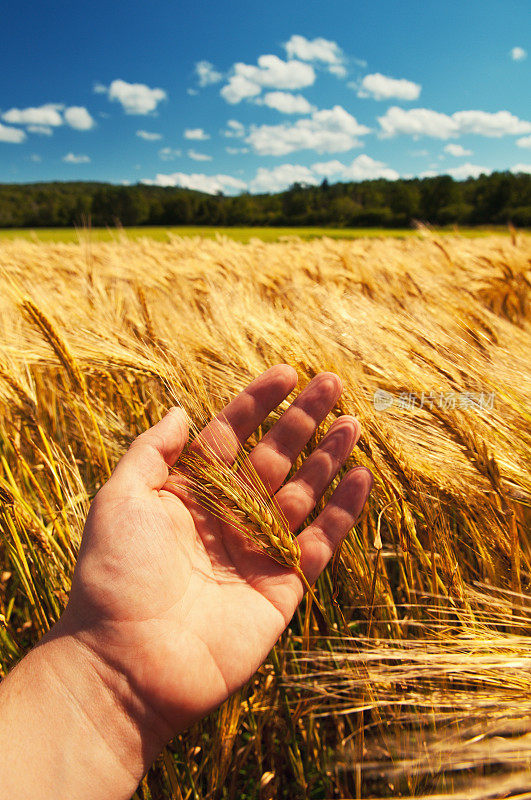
[
  {"x1": 0, "y1": 224, "x2": 516, "y2": 244},
  {"x1": 0, "y1": 230, "x2": 529, "y2": 799}
]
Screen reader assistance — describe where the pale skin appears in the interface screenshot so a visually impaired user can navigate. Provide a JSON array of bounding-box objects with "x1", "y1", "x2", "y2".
[{"x1": 0, "y1": 365, "x2": 373, "y2": 800}]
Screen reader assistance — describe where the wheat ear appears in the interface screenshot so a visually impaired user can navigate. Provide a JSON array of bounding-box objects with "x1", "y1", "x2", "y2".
[{"x1": 180, "y1": 445, "x2": 329, "y2": 618}]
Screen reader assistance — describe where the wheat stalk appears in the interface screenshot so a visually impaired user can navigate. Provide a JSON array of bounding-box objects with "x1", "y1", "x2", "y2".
[
  {"x1": 178, "y1": 434, "x2": 329, "y2": 616},
  {"x1": 21, "y1": 298, "x2": 86, "y2": 393}
]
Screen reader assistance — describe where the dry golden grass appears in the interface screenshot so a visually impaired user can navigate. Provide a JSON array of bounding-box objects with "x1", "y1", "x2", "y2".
[{"x1": 0, "y1": 230, "x2": 530, "y2": 799}]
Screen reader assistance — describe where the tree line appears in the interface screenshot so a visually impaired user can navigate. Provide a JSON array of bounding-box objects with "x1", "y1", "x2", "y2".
[{"x1": 0, "y1": 171, "x2": 530, "y2": 228}]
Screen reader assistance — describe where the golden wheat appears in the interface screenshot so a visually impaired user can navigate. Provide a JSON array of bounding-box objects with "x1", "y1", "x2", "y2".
[{"x1": 0, "y1": 230, "x2": 529, "y2": 799}]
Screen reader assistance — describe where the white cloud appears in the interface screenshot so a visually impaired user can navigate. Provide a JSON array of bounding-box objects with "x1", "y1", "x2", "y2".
[
  {"x1": 62, "y1": 153, "x2": 91, "y2": 164},
  {"x1": 511, "y1": 163, "x2": 531, "y2": 174},
  {"x1": 142, "y1": 172, "x2": 247, "y2": 194},
  {"x1": 379, "y1": 107, "x2": 458, "y2": 138},
  {"x1": 220, "y1": 75, "x2": 262, "y2": 104},
  {"x1": 421, "y1": 164, "x2": 491, "y2": 180},
  {"x1": 2, "y1": 103, "x2": 63, "y2": 127},
  {"x1": 446, "y1": 163, "x2": 491, "y2": 180},
  {"x1": 195, "y1": 60, "x2": 223, "y2": 87},
  {"x1": 0, "y1": 123, "x2": 26, "y2": 143},
  {"x1": 225, "y1": 146, "x2": 249, "y2": 154},
  {"x1": 246, "y1": 105, "x2": 370, "y2": 155},
  {"x1": 222, "y1": 119, "x2": 245, "y2": 138},
  {"x1": 188, "y1": 149, "x2": 212, "y2": 161},
  {"x1": 453, "y1": 110, "x2": 531, "y2": 137},
  {"x1": 444, "y1": 143, "x2": 472, "y2": 157},
  {"x1": 390, "y1": 108, "x2": 451, "y2": 139},
  {"x1": 221, "y1": 55, "x2": 315, "y2": 104},
  {"x1": 379, "y1": 106, "x2": 531, "y2": 139},
  {"x1": 249, "y1": 163, "x2": 318, "y2": 193},
  {"x1": 358, "y1": 73, "x2": 421, "y2": 101},
  {"x1": 340, "y1": 154, "x2": 399, "y2": 180},
  {"x1": 136, "y1": 130, "x2": 162, "y2": 140},
  {"x1": 328, "y1": 64, "x2": 348, "y2": 78},
  {"x1": 159, "y1": 147, "x2": 182, "y2": 160},
  {"x1": 2, "y1": 103, "x2": 94, "y2": 133},
  {"x1": 93, "y1": 83, "x2": 107, "y2": 94},
  {"x1": 184, "y1": 128, "x2": 210, "y2": 140},
  {"x1": 249, "y1": 153, "x2": 399, "y2": 192},
  {"x1": 257, "y1": 91, "x2": 315, "y2": 114},
  {"x1": 27, "y1": 125, "x2": 53, "y2": 135},
  {"x1": 29, "y1": 154, "x2": 42, "y2": 162},
  {"x1": 510, "y1": 46, "x2": 527, "y2": 61},
  {"x1": 64, "y1": 106, "x2": 95, "y2": 130},
  {"x1": 311, "y1": 160, "x2": 345, "y2": 177},
  {"x1": 284, "y1": 35, "x2": 345, "y2": 68},
  {"x1": 517, "y1": 135, "x2": 531, "y2": 148},
  {"x1": 102, "y1": 79, "x2": 167, "y2": 114}
]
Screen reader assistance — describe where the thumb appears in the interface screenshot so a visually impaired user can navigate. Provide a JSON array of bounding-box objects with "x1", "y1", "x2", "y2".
[{"x1": 112, "y1": 407, "x2": 189, "y2": 491}]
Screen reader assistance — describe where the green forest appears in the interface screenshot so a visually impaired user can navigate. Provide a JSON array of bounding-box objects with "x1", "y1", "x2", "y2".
[{"x1": 0, "y1": 170, "x2": 530, "y2": 228}]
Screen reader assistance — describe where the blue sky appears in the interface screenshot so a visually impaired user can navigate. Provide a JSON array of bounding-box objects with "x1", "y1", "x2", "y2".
[{"x1": 1, "y1": 0, "x2": 530, "y2": 193}]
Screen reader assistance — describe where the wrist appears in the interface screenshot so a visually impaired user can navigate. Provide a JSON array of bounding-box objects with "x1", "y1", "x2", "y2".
[
  {"x1": 45, "y1": 619, "x2": 170, "y2": 784},
  {"x1": 0, "y1": 620, "x2": 169, "y2": 800}
]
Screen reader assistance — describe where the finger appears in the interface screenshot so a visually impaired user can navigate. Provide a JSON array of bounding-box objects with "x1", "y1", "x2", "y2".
[
  {"x1": 247, "y1": 372, "x2": 343, "y2": 493},
  {"x1": 298, "y1": 467, "x2": 373, "y2": 586},
  {"x1": 275, "y1": 416, "x2": 360, "y2": 531},
  {"x1": 112, "y1": 407, "x2": 189, "y2": 491},
  {"x1": 192, "y1": 364, "x2": 297, "y2": 464}
]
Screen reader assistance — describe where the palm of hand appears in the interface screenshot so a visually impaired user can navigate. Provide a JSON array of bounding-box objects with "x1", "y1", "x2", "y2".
[{"x1": 65, "y1": 366, "x2": 372, "y2": 738}]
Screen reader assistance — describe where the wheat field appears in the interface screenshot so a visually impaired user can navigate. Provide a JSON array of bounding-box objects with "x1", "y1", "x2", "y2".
[{"x1": 0, "y1": 230, "x2": 530, "y2": 799}]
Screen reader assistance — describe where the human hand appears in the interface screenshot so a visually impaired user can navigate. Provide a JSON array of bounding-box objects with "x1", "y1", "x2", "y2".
[{"x1": 55, "y1": 366, "x2": 372, "y2": 785}]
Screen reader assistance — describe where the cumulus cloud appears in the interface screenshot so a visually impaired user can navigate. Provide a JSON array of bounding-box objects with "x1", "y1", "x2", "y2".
[
  {"x1": 249, "y1": 163, "x2": 318, "y2": 193},
  {"x1": 340, "y1": 154, "x2": 399, "y2": 180},
  {"x1": 453, "y1": 110, "x2": 531, "y2": 136},
  {"x1": 225, "y1": 146, "x2": 249, "y2": 154},
  {"x1": 136, "y1": 130, "x2": 162, "y2": 140},
  {"x1": 257, "y1": 91, "x2": 315, "y2": 114},
  {"x1": 249, "y1": 154, "x2": 399, "y2": 192},
  {"x1": 142, "y1": 172, "x2": 247, "y2": 194},
  {"x1": 283, "y1": 34, "x2": 346, "y2": 76},
  {"x1": 27, "y1": 125, "x2": 53, "y2": 135},
  {"x1": 159, "y1": 147, "x2": 182, "y2": 160},
  {"x1": 62, "y1": 153, "x2": 91, "y2": 163},
  {"x1": 379, "y1": 107, "x2": 458, "y2": 138},
  {"x1": 246, "y1": 105, "x2": 370, "y2": 155},
  {"x1": 517, "y1": 135, "x2": 531, "y2": 148},
  {"x1": 0, "y1": 123, "x2": 26, "y2": 143},
  {"x1": 444, "y1": 143, "x2": 472, "y2": 156},
  {"x1": 221, "y1": 55, "x2": 315, "y2": 104},
  {"x1": 2, "y1": 103, "x2": 94, "y2": 132},
  {"x1": 511, "y1": 163, "x2": 531, "y2": 174},
  {"x1": 329, "y1": 64, "x2": 348, "y2": 78},
  {"x1": 311, "y1": 160, "x2": 345, "y2": 177},
  {"x1": 64, "y1": 106, "x2": 95, "y2": 130},
  {"x1": 446, "y1": 163, "x2": 491, "y2": 180},
  {"x1": 188, "y1": 149, "x2": 212, "y2": 161},
  {"x1": 195, "y1": 61, "x2": 223, "y2": 87},
  {"x1": 100, "y1": 79, "x2": 167, "y2": 114},
  {"x1": 184, "y1": 128, "x2": 210, "y2": 140},
  {"x1": 222, "y1": 120, "x2": 245, "y2": 138},
  {"x1": 3, "y1": 103, "x2": 63, "y2": 126},
  {"x1": 358, "y1": 73, "x2": 421, "y2": 101},
  {"x1": 510, "y1": 46, "x2": 527, "y2": 61},
  {"x1": 379, "y1": 106, "x2": 531, "y2": 139}
]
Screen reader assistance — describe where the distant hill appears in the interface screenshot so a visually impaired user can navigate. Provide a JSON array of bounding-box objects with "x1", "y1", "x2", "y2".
[{"x1": 0, "y1": 171, "x2": 529, "y2": 228}]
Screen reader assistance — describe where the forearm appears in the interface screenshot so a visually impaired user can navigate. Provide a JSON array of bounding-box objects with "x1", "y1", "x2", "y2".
[{"x1": 0, "y1": 622, "x2": 166, "y2": 800}]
